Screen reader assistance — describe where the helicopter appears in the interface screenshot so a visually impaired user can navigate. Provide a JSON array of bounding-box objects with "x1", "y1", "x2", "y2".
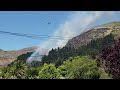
[{"x1": 48, "y1": 22, "x2": 51, "y2": 24}]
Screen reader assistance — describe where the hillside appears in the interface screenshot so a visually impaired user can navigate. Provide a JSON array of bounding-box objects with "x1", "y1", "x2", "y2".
[
  {"x1": 1, "y1": 21, "x2": 120, "y2": 79},
  {"x1": 65, "y1": 21, "x2": 120, "y2": 49},
  {"x1": 0, "y1": 46, "x2": 37, "y2": 67},
  {"x1": 1, "y1": 21, "x2": 120, "y2": 67}
]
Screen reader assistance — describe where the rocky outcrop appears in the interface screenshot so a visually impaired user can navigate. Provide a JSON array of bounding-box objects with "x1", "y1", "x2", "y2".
[{"x1": 65, "y1": 21, "x2": 120, "y2": 49}]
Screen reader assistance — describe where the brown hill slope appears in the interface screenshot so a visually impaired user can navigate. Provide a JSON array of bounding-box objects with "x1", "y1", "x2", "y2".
[
  {"x1": 0, "y1": 46, "x2": 37, "y2": 67},
  {"x1": 65, "y1": 21, "x2": 120, "y2": 49}
]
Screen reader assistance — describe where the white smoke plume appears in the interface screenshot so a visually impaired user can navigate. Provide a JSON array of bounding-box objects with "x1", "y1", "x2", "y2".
[{"x1": 27, "y1": 11, "x2": 117, "y2": 62}]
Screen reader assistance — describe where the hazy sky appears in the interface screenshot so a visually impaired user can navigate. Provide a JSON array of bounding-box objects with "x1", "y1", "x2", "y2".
[{"x1": 0, "y1": 11, "x2": 120, "y2": 51}]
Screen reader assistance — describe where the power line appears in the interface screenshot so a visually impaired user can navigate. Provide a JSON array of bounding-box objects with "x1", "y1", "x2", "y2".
[{"x1": 0, "y1": 30, "x2": 73, "y2": 40}]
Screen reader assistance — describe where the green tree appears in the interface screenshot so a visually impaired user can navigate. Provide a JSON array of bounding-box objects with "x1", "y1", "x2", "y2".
[
  {"x1": 26, "y1": 67, "x2": 40, "y2": 79},
  {"x1": 30, "y1": 61, "x2": 42, "y2": 68},
  {"x1": 58, "y1": 56, "x2": 111, "y2": 79},
  {"x1": 37, "y1": 64, "x2": 62, "y2": 79},
  {"x1": 17, "y1": 52, "x2": 33, "y2": 62}
]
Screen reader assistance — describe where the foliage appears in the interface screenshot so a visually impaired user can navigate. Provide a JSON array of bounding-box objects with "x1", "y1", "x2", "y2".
[
  {"x1": 0, "y1": 34, "x2": 115, "y2": 79},
  {"x1": 0, "y1": 56, "x2": 111, "y2": 79},
  {"x1": 30, "y1": 61, "x2": 43, "y2": 68},
  {"x1": 26, "y1": 67, "x2": 40, "y2": 79},
  {"x1": 98, "y1": 68, "x2": 112, "y2": 79},
  {"x1": 37, "y1": 63, "x2": 62, "y2": 79},
  {"x1": 0, "y1": 60, "x2": 29, "y2": 79},
  {"x1": 101, "y1": 38, "x2": 120, "y2": 79},
  {"x1": 41, "y1": 34, "x2": 114, "y2": 66},
  {"x1": 58, "y1": 56, "x2": 111, "y2": 79},
  {"x1": 17, "y1": 52, "x2": 33, "y2": 62}
]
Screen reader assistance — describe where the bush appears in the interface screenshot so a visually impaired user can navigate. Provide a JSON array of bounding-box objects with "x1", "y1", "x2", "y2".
[
  {"x1": 58, "y1": 56, "x2": 110, "y2": 79},
  {"x1": 101, "y1": 38, "x2": 120, "y2": 79},
  {"x1": 98, "y1": 68, "x2": 112, "y2": 79},
  {"x1": 37, "y1": 64, "x2": 62, "y2": 79}
]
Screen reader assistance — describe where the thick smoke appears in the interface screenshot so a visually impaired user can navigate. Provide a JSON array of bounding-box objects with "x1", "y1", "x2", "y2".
[{"x1": 27, "y1": 11, "x2": 118, "y2": 62}]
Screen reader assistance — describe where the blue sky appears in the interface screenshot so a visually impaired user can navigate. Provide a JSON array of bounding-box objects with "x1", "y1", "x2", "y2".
[
  {"x1": 0, "y1": 11, "x2": 120, "y2": 51},
  {"x1": 0, "y1": 11, "x2": 72, "y2": 50}
]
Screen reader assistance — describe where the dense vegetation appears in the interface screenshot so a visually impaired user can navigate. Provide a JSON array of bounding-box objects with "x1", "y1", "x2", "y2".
[
  {"x1": 41, "y1": 33, "x2": 114, "y2": 66},
  {"x1": 0, "y1": 33, "x2": 118, "y2": 79},
  {"x1": 17, "y1": 52, "x2": 33, "y2": 62},
  {"x1": 97, "y1": 38, "x2": 120, "y2": 79},
  {"x1": 0, "y1": 56, "x2": 111, "y2": 79}
]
